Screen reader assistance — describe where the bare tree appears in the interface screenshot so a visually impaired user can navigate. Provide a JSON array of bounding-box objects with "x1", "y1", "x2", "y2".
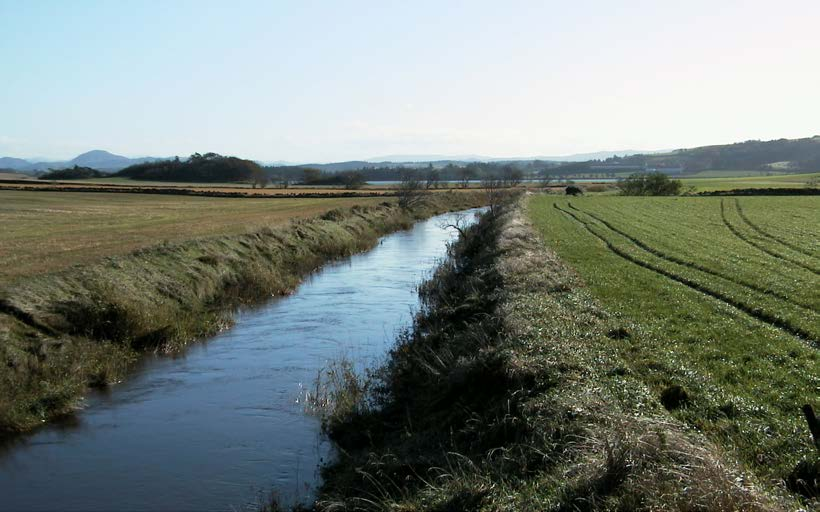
[
  {"x1": 302, "y1": 168, "x2": 321, "y2": 185},
  {"x1": 457, "y1": 167, "x2": 476, "y2": 188},
  {"x1": 397, "y1": 170, "x2": 426, "y2": 209},
  {"x1": 251, "y1": 167, "x2": 268, "y2": 189},
  {"x1": 340, "y1": 171, "x2": 366, "y2": 189},
  {"x1": 425, "y1": 167, "x2": 441, "y2": 189},
  {"x1": 501, "y1": 165, "x2": 523, "y2": 187},
  {"x1": 538, "y1": 170, "x2": 553, "y2": 189},
  {"x1": 437, "y1": 212, "x2": 473, "y2": 238},
  {"x1": 482, "y1": 177, "x2": 505, "y2": 216},
  {"x1": 268, "y1": 172, "x2": 289, "y2": 189}
]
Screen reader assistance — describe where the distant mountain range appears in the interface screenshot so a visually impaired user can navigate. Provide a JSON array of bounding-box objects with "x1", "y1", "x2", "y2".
[
  {"x1": 3, "y1": 136, "x2": 819, "y2": 175},
  {"x1": 0, "y1": 150, "x2": 162, "y2": 173},
  {"x1": 287, "y1": 151, "x2": 665, "y2": 172},
  {"x1": 274, "y1": 137, "x2": 820, "y2": 173},
  {"x1": 363, "y1": 150, "x2": 666, "y2": 164},
  {"x1": 3, "y1": 149, "x2": 659, "y2": 175}
]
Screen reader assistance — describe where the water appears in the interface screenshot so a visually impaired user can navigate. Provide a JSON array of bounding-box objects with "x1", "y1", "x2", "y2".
[{"x1": 0, "y1": 208, "x2": 484, "y2": 512}]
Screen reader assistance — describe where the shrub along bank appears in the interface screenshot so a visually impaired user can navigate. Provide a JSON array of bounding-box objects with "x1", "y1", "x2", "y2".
[
  {"x1": 312, "y1": 200, "x2": 797, "y2": 510},
  {"x1": 0, "y1": 192, "x2": 486, "y2": 435}
]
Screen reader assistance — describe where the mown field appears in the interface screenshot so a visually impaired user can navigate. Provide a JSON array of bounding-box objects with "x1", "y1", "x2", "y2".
[
  {"x1": 43, "y1": 176, "x2": 399, "y2": 189},
  {"x1": 0, "y1": 172, "x2": 34, "y2": 180},
  {"x1": 0, "y1": 190, "x2": 387, "y2": 284},
  {"x1": 528, "y1": 194, "x2": 819, "y2": 481},
  {"x1": 0, "y1": 180, "x2": 399, "y2": 194}
]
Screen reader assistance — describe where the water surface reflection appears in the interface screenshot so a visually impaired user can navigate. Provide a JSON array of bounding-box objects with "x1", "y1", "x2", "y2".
[{"x1": 0, "y1": 208, "x2": 483, "y2": 511}]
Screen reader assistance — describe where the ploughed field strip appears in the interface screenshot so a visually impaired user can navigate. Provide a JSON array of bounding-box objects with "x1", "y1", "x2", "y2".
[{"x1": 528, "y1": 195, "x2": 819, "y2": 482}]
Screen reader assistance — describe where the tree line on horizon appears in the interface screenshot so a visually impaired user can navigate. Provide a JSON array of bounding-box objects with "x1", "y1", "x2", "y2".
[
  {"x1": 29, "y1": 136, "x2": 820, "y2": 185},
  {"x1": 109, "y1": 154, "x2": 537, "y2": 187}
]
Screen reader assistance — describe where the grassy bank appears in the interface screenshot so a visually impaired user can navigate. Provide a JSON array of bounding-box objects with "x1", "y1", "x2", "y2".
[
  {"x1": 313, "y1": 199, "x2": 796, "y2": 510},
  {"x1": 0, "y1": 191, "x2": 486, "y2": 435}
]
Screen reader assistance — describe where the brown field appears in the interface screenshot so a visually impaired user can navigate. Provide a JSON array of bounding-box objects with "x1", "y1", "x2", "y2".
[
  {"x1": 0, "y1": 172, "x2": 34, "y2": 180},
  {"x1": 0, "y1": 180, "x2": 399, "y2": 195},
  {"x1": 0, "y1": 190, "x2": 388, "y2": 284}
]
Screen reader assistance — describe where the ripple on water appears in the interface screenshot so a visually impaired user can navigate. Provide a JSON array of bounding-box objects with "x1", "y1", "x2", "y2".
[{"x1": 0, "y1": 208, "x2": 485, "y2": 512}]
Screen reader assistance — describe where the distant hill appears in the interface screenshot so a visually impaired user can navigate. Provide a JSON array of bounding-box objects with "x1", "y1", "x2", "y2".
[
  {"x1": 0, "y1": 150, "x2": 164, "y2": 173},
  {"x1": 298, "y1": 160, "x2": 379, "y2": 172},
  {"x1": 116, "y1": 152, "x2": 263, "y2": 182},
  {"x1": 539, "y1": 150, "x2": 670, "y2": 162},
  {"x1": 294, "y1": 150, "x2": 667, "y2": 172},
  {"x1": 0, "y1": 156, "x2": 31, "y2": 170},
  {"x1": 69, "y1": 150, "x2": 133, "y2": 169},
  {"x1": 364, "y1": 150, "x2": 662, "y2": 164},
  {"x1": 599, "y1": 136, "x2": 820, "y2": 173},
  {"x1": 365, "y1": 154, "x2": 492, "y2": 163},
  {"x1": 4, "y1": 136, "x2": 819, "y2": 177}
]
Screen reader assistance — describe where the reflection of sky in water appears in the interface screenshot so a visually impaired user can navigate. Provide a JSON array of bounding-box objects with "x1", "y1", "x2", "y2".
[{"x1": 0, "y1": 208, "x2": 484, "y2": 512}]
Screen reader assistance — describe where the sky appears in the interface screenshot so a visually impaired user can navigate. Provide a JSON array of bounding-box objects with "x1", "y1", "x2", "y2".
[{"x1": 1, "y1": 0, "x2": 819, "y2": 163}]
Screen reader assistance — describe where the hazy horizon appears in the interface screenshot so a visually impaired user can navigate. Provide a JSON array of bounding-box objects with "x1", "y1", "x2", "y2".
[
  {"x1": 2, "y1": 146, "x2": 674, "y2": 164},
  {"x1": 2, "y1": 0, "x2": 818, "y2": 162}
]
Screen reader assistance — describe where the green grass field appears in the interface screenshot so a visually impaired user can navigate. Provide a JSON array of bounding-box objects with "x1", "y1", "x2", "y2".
[
  {"x1": 528, "y1": 194, "x2": 819, "y2": 480},
  {"x1": 680, "y1": 172, "x2": 820, "y2": 191},
  {"x1": 682, "y1": 169, "x2": 790, "y2": 178},
  {"x1": 0, "y1": 190, "x2": 386, "y2": 284}
]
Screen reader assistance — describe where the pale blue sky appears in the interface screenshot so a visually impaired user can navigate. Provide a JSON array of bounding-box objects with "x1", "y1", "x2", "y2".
[{"x1": 2, "y1": 0, "x2": 818, "y2": 162}]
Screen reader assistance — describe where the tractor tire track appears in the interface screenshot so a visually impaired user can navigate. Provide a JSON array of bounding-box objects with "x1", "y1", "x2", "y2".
[
  {"x1": 554, "y1": 203, "x2": 817, "y2": 346},
  {"x1": 567, "y1": 203, "x2": 816, "y2": 314},
  {"x1": 720, "y1": 199, "x2": 820, "y2": 277},
  {"x1": 734, "y1": 199, "x2": 817, "y2": 259}
]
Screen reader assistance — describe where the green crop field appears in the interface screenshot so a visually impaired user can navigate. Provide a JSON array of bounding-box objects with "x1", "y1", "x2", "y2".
[
  {"x1": 682, "y1": 169, "x2": 789, "y2": 178},
  {"x1": 528, "y1": 194, "x2": 819, "y2": 480},
  {"x1": 679, "y1": 171, "x2": 820, "y2": 191}
]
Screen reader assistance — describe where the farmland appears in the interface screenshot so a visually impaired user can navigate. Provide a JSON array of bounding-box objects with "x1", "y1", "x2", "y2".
[
  {"x1": 21, "y1": 175, "x2": 395, "y2": 189},
  {"x1": 679, "y1": 171, "x2": 820, "y2": 192},
  {"x1": 528, "y1": 194, "x2": 819, "y2": 480},
  {"x1": 0, "y1": 179, "x2": 400, "y2": 196},
  {"x1": 0, "y1": 190, "x2": 387, "y2": 284}
]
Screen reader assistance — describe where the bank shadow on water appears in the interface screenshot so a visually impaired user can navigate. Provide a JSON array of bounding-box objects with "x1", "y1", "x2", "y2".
[{"x1": 0, "y1": 208, "x2": 486, "y2": 512}]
